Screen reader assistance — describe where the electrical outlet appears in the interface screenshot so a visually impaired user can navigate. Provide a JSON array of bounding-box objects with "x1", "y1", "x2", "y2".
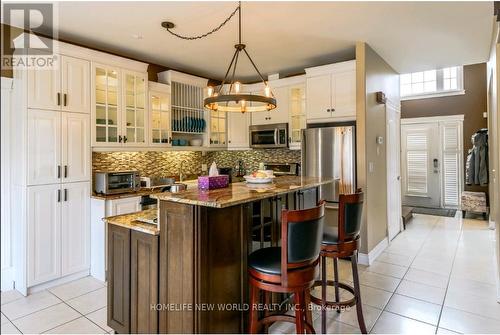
[
  {"x1": 369, "y1": 162, "x2": 374, "y2": 173},
  {"x1": 201, "y1": 164, "x2": 207, "y2": 172}
]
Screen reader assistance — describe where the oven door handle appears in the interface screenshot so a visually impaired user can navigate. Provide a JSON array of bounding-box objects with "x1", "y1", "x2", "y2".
[{"x1": 274, "y1": 128, "x2": 278, "y2": 145}]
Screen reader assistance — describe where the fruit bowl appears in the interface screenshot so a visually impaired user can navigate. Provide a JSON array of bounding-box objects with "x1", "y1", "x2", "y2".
[{"x1": 243, "y1": 175, "x2": 275, "y2": 184}]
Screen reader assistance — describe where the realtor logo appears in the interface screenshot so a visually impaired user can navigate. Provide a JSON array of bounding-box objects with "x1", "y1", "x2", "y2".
[{"x1": 2, "y1": 3, "x2": 58, "y2": 69}]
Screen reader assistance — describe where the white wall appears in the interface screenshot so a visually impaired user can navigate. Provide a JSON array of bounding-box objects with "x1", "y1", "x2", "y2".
[{"x1": 1, "y1": 77, "x2": 14, "y2": 290}]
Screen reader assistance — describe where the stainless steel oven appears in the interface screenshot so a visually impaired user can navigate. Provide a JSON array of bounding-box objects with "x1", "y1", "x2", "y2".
[
  {"x1": 249, "y1": 123, "x2": 288, "y2": 149},
  {"x1": 94, "y1": 171, "x2": 140, "y2": 195}
]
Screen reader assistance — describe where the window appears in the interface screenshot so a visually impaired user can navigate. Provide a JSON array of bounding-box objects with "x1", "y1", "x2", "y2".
[{"x1": 400, "y1": 66, "x2": 463, "y2": 100}]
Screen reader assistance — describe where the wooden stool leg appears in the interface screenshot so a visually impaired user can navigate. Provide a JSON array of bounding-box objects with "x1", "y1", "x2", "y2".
[
  {"x1": 351, "y1": 253, "x2": 367, "y2": 334},
  {"x1": 294, "y1": 290, "x2": 306, "y2": 334},
  {"x1": 333, "y1": 257, "x2": 340, "y2": 313},
  {"x1": 249, "y1": 283, "x2": 260, "y2": 334},
  {"x1": 321, "y1": 255, "x2": 327, "y2": 334},
  {"x1": 304, "y1": 289, "x2": 313, "y2": 334},
  {"x1": 263, "y1": 291, "x2": 271, "y2": 333}
]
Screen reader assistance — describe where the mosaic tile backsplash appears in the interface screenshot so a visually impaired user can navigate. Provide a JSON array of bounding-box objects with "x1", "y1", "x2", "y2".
[{"x1": 92, "y1": 149, "x2": 301, "y2": 178}]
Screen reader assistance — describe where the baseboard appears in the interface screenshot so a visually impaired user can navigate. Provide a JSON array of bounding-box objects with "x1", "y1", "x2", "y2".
[
  {"x1": 27, "y1": 270, "x2": 90, "y2": 295},
  {"x1": 358, "y1": 237, "x2": 389, "y2": 266},
  {"x1": 1, "y1": 267, "x2": 14, "y2": 291}
]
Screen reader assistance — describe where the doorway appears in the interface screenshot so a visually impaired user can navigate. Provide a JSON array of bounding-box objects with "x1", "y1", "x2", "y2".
[{"x1": 401, "y1": 115, "x2": 464, "y2": 209}]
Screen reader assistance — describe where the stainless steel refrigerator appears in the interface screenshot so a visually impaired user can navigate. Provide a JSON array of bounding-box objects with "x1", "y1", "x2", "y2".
[{"x1": 301, "y1": 126, "x2": 356, "y2": 204}]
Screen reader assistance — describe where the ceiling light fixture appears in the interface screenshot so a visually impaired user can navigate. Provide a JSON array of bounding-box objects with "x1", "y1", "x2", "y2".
[{"x1": 162, "y1": 1, "x2": 276, "y2": 113}]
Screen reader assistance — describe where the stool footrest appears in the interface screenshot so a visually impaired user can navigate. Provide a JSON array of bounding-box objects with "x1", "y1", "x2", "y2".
[
  {"x1": 259, "y1": 314, "x2": 315, "y2": 334},
  {"x1": 310, "y1": 280, "x2": 357, "y2": 308}
]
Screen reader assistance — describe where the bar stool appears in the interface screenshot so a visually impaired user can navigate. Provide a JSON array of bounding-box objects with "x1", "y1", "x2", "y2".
[
  {"x1": 310, "y1": 192, "x2": 367, "y2": 334},
  {"x1": 248, "y1": 201, "x2": 326, "y2": 334}
]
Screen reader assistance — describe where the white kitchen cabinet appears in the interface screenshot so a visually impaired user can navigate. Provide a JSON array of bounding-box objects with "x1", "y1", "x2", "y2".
[
  {"x1": 250, "y1": 86, "x2": 289, "y2": 125},
  {"x1": 27, "y1": 110, "x2": 61, "y2": 186},
  {"x1": 228, "y1": 111, "x2": 250, "y2": 149},
  {"x1": 289, "y1": 84, "x2": 306, "y2": 150},
  {"x1": 61, "y1": 182, "x2": 90, "y2": 276},
  {"x1": 62, "y1": 113, "x2": 91, "y2": 183},
  {"x1": 108, "y1": 196, "x2": 142, "y2": 216},
  {"x1": 61, "y1": 56, "x2": 91, "y2": 114},
  {"x1": 122, "y1": 71, "x2": 147, "y2": 146},
  {"x1": 28, "y1": 55, "x2": 90, "y2": 113},
  {"x1": 28, "y1": 110, "x2": 90, "y2": 186},
  {"x1": 209, "y1": 110, "x2": 227, "y2": 147},
  {"x1": 149, "y1": 82, "x2": 171, "y2": 147},
  {"x1": 27, "y1": 184, "x2": 62, "y2": 286},
  {"x1": 28, "y1": 67, "x2": 61, "y2": 111},
  {"x1": 305, "y1": 60, "x2": 356, "y2": 122}
]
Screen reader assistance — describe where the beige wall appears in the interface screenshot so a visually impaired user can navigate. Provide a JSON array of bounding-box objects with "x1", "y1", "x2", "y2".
[{"x1": 356, "y1": 42, "x2": 400, "y2": 254}]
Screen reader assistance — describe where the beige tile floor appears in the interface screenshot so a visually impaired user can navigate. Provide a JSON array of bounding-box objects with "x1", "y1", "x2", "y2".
[
  {"x1": 0, "y1": 213, "x2": 498, "y2": 334},
  {"x1": 270, "y1": 213, "x2": 500, "y2": 334}
]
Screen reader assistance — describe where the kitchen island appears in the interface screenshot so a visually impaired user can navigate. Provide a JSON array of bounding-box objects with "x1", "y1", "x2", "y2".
[{"x1": 106, "y1": 176, "x2": 333, "y2": 334}]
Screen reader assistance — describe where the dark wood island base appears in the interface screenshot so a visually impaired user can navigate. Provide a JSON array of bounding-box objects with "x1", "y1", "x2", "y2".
[{"x1": 106, "y1": 177, "x2": 333, "y2": 334}]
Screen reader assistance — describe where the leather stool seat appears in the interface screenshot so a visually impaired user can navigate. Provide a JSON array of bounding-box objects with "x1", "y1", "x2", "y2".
[
  {"x1": 248, "y1": 247, "x2": 281, "y2": 275},
  {"x1": 322, "y1": 226, "x2": 339, "y2": 245}
]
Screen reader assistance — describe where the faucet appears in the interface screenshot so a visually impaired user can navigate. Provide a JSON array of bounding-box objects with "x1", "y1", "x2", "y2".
[{"x1": 179, "y1": 160, "x2": 188, "y2": 182}]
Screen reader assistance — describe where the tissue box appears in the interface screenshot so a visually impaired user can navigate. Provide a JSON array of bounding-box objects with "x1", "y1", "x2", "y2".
[{"x1": 198, "y1": 175, "x2": 229, "y2": 190}]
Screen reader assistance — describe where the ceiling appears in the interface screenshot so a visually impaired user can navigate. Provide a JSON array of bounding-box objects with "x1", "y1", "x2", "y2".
[{"x1": 51, "y1": 2, "x2": 494, "y2": 81}]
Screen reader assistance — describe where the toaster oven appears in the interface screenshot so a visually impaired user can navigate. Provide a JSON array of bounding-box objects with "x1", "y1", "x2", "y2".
[{"x1": 94, "y1": 171, "x2": 140, "y2": 195}]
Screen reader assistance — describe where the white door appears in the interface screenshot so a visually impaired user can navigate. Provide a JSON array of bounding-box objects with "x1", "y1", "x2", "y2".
[
  {"x1": 386, "y1": 102, "x2": 402, "y2": 241},
  {"x1": 228, "y1": 111, "x2": 250, "y2": 149},
  {"x1": 401, "y1": 123, "x2": 441, "y2": 207},
  {"x1": 61, "y1": 182, "x2": 90, "y2": 276},
  {"x1": 441, "y1": 121, "x2": 463, "y2": 208},
  {"x1": 62, "y1": 113, "x2": 90, "y2": 183},
  {"x1": 28, "y1": 67, "x2": 61, "y2": 110},
  {"x1": 61, "y1": 56, "x2": 90, "y2": 114},
  {"x1": 306, "y1": 74, "x2": 331, "y2": 120},
  {"x1": 331, "y1": 70, "x2": 356, "y2": 118},
  {"x1": 27, "y1": 110, "x2": 61, "y2": 185},
  {"x1": 109, "y1": 196, "x2": 142, "y2": 216},
  {"x1": 267, "y1": 86, "x2": 289, "y2": 124},
  {"x1": 27, "y1": 184, "x2": 61, "y2": 286}
]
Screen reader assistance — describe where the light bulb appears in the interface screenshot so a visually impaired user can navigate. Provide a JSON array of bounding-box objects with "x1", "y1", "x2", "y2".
[
  {"x1": 207, "y1": 86, "x2": 213, "y2": 97},
  {"x1": 234, "y1": 81, "x2": 241, "y2": 93},
  {"x1": 264, "y1": 85, "x2": 271, "y2": 97},
  {"x1": 241, "y1": 100, "x2": 246, "y2": 113}
]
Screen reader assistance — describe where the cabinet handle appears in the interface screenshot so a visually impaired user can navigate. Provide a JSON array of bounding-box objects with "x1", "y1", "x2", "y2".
[
  {"x1": 168, "y1": 137, "x2": 172, "y2": 144},
  {"x1": 57, "y1": 93, "x2": 61, "y2": 106},
  {"x1": 57, "y1": 189, "x2": 61, "y2": 202},
  {"x1": 327, "y1": 109, "x2": 331, "y2": 112},
  {"x1": 64, "y1": 188, "x2": 68, "y2": 202},
  {"x1": 63, "y1": 94, "x2": 67, "y2": 106},
  {"x1": 228, "y1": 140, "x2": 231, "y2": 144},
  {"x1": 118, "y1": 135, "x2": 122, "y2": 143},
  {"x1": 331, "y1": 108, "x2": 335, "y2": 112},
  {"x1": 64, "y1": 165, "x2": 68, "y2": 178},
  {"x1": 123, "y1": 136, "x2": 128, "y2": 143},
  {"x1": 57, "y1": 165, "x2": 61, "y2": 178}
]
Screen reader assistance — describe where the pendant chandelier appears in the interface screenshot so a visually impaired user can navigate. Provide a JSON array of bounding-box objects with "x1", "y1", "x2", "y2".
[{"x1": 162, "y1": 2, "x2": 276, "y2": 113}]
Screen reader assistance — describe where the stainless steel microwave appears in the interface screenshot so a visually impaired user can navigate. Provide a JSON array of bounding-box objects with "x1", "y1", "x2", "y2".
[
  {"x1": 94, "y1": 171, "x2": 140, "y2": 195},
  {"x1": 249, "y1": 123, "x2": 288, "y2": 149}
]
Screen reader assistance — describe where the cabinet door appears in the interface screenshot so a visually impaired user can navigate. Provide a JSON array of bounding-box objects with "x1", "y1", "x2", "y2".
[
  {"x1": 28, "y1": 66, "x2": 61, "y2": 110},
  {"x1": 27, "y1": 110, "x2": 61, "y2": 185},
  {"x1": 250, "y1": 90, "x2": 270, "y2": 125},
  {"x1": 61, "y1": 56, "x2": 90, "y2": 114},
  {"x1": 130, "y1": 231, "x2": 158, "y2": 333},
  {"x1": 331, "y1": 70, "x2": 356, "y2": 118},
  {"x1": 27, "y1": 184, "x2": 61, "y2": 286},
  {"x1": 108, "y1": 224, "x2": 130, "y2": 334},
  {"x1": 93, "y1": 64, "x2": 121, "y2": 146},
  {"x1": 62, "y1": 113, "x2": 90, "y2": 183},
  {"x1": 306, "y1": 74, "x2": 332, "y2": 120},
  {"x1": 228, "y1": 111, "x2": 250, "y2": 149},
  {"x1": 61, "y1": 182, "x2": 90, "y2": 276},
  {"x1": 289, "y1": 85, "x2": 306, "y2": 149},
  {"x1": 267, "y1": 86, "x2": 289, "y2": 124},
  {"x1": 110, "y1": 197, "x2": 142, "y2": 216},
  {"x1": 123, "y1": 71, "x2": 147, "y2": 146},
  {"x1": 150, "y1": 90, "x2": 171, "y2": 146},
  {"x1": 209, "y1": 111, "x2": 227, "y2": 147}
]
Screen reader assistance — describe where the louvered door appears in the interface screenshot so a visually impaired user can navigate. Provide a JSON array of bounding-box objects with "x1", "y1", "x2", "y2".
[
  {"x1": 401, "y1": 123, "x2": 440, "y2": 207},
  {"x1": 441, "y1": 121, "x2": 462, "y2": 208}
]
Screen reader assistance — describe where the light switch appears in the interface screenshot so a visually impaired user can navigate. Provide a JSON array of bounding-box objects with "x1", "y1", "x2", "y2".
[{"x1": 369, "y1": 162, "x2": 374, "y2": 173}]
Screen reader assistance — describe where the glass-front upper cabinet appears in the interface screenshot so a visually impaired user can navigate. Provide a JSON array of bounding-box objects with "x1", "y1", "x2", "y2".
[
  {"x1": 123, "y1": 71, "x2": 147, "y2": 145},
  {"x1": 209, "y1": 110, "x2": 227, "y2": 147},
  {"x1": 93, "y1": 64, "x2": 121, "y2": 146},
  {"x1": 289, "y1": 84, "x2": 306, "y2": 149},
  {"x1": 148, "y1": 82, "x2": 171, "y2": 146}
]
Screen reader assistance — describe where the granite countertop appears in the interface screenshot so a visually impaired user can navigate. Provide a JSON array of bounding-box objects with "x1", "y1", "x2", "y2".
[
  {"x1": 104, "y1": 208, "x2": 159, "y2": 235},
  {"x1": 151, "y1": 176, "x2": 334, "y2": 208},
  {"x1": 91, "y1": 189, "x2": 161, "y2": 200}
]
